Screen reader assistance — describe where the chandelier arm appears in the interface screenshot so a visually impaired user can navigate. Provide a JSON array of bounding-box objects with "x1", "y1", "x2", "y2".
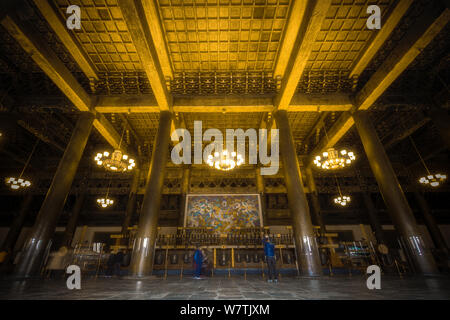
[
  {"x1": 408, "y1": 136, "x2": 430, "y2": 175},
  {"x1": 19, "y1": 137, "x2": 40, "y2": 179},
  {"x1": 333, "y1": 174, "x2": 342, "y2": 197},
  {"x1": 118, "y1": 123, "x2": 126, "y2": 150}
]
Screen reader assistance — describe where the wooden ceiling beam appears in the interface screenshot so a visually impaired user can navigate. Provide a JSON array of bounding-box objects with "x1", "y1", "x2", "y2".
[
  {"x1": 140, "y1": 0, "x2": 173, "y2": 80},
  {"x1": 308, "y1": 3, "x2": 450, "y2": 162},
  {"x1": 274, "y1": 0, "x2": 332, "y2": 110},
  {"x1": 273, "y1": 0, "x2": 309, "y2": 79},
  {"x1": 349, "y1": 0, "x2": 414, "y2": 78},
  {"x1": 94, "y1": 93, "x2": 352, "y2": 113},
  {"x1": 1, "y1": 8, "x2": 125, "y2": 153},
  {"x1": 118, "y1": 0, "x2": 172, "y2": 111},
  {"x1": 31, "y1": 0, "x2": 98, "y2": 81},
  {"x1": 1, "y1": 13, "x2": 92, "y2": 112}
]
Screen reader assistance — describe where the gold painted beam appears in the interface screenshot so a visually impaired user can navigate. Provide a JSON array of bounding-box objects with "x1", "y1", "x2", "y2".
[
  {"x1": 173, "y1": 95, "x2": 274, "y2": 113},
  {"x1": 32, "y1": 0, "x2": 98, "y2": 80},
  {"x1": 309, "y1": 3, "x2": 450, "y2": 162},
  {"x1": 349, "y1": 0, "x2": 413, "y2": 78},
  {"x1": 1, "y1": 13, "x2": 91, "y2": 112},
  {"x1": 95, "y1": 95, "x2": 159, "y2": 113},
  {"x1": 93, "y1": 114, "x2": 128, "y2": 154},
  {"x1": 94, "y1": 93, "x2": 353, "y2": 113},
  {"x1": 273, "y1": 0, "x2": 309, "y2": 78},
  {"x1": 1, "y1": 8, "x2": 125, "y2": 152},
  {"x1": 355, "y1": 4, "x2": 450, "y2": 111},
  {"x1": 310, "y1": 112, "x2": 354, "y2": 156},
  {"x1": 274, "y1": 0, "x2": 332, "y2": 110},
  {"x1": 289, "y1": 93, "x2": 353, "y2": 112},
  {"x1": 141, "y1": 0, "x2": 173, "y2": 80},
  {"x1": 118, "y1": 0, "x2": 172, "y2": 111}
]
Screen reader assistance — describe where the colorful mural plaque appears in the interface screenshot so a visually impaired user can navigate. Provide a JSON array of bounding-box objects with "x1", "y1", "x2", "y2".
[{"x1": 185, "y1": 194, "x2": 263, "y2": 233}]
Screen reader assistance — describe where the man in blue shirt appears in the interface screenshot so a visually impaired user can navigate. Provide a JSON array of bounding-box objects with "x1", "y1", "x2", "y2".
[
  {"x1": 263, "y1": 235, "x2": 278, "y2": 283},
  {"x1": 193, "y1": 246, "x2": 203, "y2": 279}
]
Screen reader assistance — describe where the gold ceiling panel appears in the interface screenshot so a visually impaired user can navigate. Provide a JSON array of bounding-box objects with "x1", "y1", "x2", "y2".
[
  {"x1": 157, "y1": 0, "x2": 291, "y2": 72},
  {"x1": 53, "y1": 0, "x2": 143, "y2": 72},
  {"x1": 125, "y1": 113, "x2": 160, "y2": 144},
  {"x1": 288, "y1": 112, "x2": 320, "y2": 142},
  {"x1": 306, "y1": 0, "x2": 394, "y2": 71}
]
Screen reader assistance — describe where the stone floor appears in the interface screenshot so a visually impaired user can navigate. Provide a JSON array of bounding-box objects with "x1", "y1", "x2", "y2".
[{"x1": 0, "y1": 274, "x2": 449, "y2": 300}]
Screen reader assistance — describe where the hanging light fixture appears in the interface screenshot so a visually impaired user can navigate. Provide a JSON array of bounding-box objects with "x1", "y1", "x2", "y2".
[
  {"x1": 94, "y1": 123, "x2": 136, "y2": 172},
  {"x1": 332, "y1": 175, "x2": 351, "y2": 207},
  {"x1": 97, "y1": 197, "x2": 114, "y2": 208},
  {"x1": 419, "y1": 174, "x2": 447, "y2": 187},
  {"x1": 312, "y1": 124, "x2": 355, "y2": 170},
  {"x1": 95, "y1": 150, "x2": 135, "y2": 172},
  {"x1": 97, "y1": 177, "x2": 114, "y2": 208},
  {"x1": 207, "y1": 149, "x2": 244, "y2": 171},
  {"x1": 314, "y1": 147, "x2": 356, "y2": 170},
  {"x1": 409, "y1": 136, "x2": 446, "y2": 187},
  {"x1": 334, "y1": 195, "x2": 351, "y2": 206},
  {"x1": 5, "y1": 138, "x2": 39, "y2": 191}
]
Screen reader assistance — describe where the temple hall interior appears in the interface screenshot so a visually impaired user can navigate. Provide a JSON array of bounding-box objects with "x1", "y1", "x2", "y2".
[{"x1": 0, "y1": 0, "x2": 449, "y2": 300}]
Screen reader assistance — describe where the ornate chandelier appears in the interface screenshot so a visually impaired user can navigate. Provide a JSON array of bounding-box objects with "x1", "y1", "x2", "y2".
[
  {"x1": 4, "y1": 138, "x2": 39, "y2": 191},
  {"x1": 332, "y1": 175, "x2": 351, "y2": 207},
  {"x1": 334, "y1": 195, "x2": 351, "y2": 206},
  {"x1": 5, "y1": 177, "x2": 31, "y2": 190},
  {"x1": 94, "y1": 150, "x2": 136, "y2": 172},
  {"x1": 207, "y1": 150, "x2": 243, "y2": 171},
  {"x1": 419, "y1": 173, "x2": 447, "y2": 187},
  {"x1": 409, "y1": 136, "x2": 446, "y2": 188},
  {"x1": 97, "y1": 197, "x2": 114, "y2": 208},
  {"x1": 313, "y1": 147, "x2": 355, "y2": 170}
]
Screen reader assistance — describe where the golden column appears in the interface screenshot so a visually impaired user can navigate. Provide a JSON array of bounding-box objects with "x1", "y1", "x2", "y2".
[
  {"x1": 255, "y1": 167, "x2": 266, "y2": 226},
  {"x1": 15, "y1": 113, "x2": 94, "y2": 278},
  {"x1": 304, "y1": 165, "x2": 326, "y2": 236},
  {"x1": 353, "y1": 111, "x2": 438, "y2": 275},
  {"x1": 274, "y1": 110, "x2": 322, "y2": 276},
  {"x1": 129, "y1": 111, "x2": 172, "y2": 277},
  {"x1": 121, "y1": 167, "x2": 141, "y2": 236},
  {"x1": 178, "y1": 165, "x2": 190, "y2": 227}
]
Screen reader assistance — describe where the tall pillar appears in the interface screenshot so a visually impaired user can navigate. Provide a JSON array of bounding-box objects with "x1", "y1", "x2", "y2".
[
  {"x1": 361, "y1": 192, "x2": 387, "y2": 245},
  {"x1": 413, "y1": 191, "x2": 448, "y2": 253},
  {"x1": 60, "y1": 192, "x2": 86, "y2": 249},
  {"x1": 304, "y1": 165, "x2": 326, "y2": 236},
  {"x1": 274, "y1": 110, "x2": 322, "y2": 276},
  {"x1": 255, "y1": 167, "x2": 267, "y2": 226},
  {"x1": 14, "y1": 112, "x2": 94, "y2": 278},
  {"x1": 0, "y1": 193, "x2": 34, "y2": 255},
  {"x1": 353, "y1": 111, "x2": 438, "y2": 275},
  {"x1": 178, "y1": 166, "x2": 190, "y2": 227},
  {"x1": 129, "y1": 111, "x2": 172, "y2": 277},
  {"x1": 121, "y1": 168, "x2": 141, "y2": 235}
]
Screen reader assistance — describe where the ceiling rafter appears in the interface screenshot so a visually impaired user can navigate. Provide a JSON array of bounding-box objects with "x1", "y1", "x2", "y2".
[
  {"x1": 141, "y1": 0, "x2": 173, "y2": 80},
  {"x1": 118, "y1": 0, "x2": 172, "y2": 111},
  {"x1": 31, "y1": 0, "x2": 99, "y2": 81},
  {"x1": 94, "y1": 93, "x2": 353, "y2": 113},
  {"x1": 1, "y1": 4, "x2": 127, "y2": 153},
  {"x1": 349, "y1": 0, "x2": 414, "y2": 78},
  {"x1": 273, "y1": 0, "x2": 309, "y2": 79},
  {"x1": 274, "y1": 0, "x2": 332, "y2": 110},
  {"x1": 308, "y1": 2, "x2": 450, "y2": 164}
]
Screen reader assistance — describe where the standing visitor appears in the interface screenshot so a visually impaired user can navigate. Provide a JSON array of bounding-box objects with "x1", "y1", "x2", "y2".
[
  {"x1": 263, "y1": 235, "x2": 278, "y2": 283},
  {"x1": 193, "y1": 246, "x2": 203, "y2": 279}
]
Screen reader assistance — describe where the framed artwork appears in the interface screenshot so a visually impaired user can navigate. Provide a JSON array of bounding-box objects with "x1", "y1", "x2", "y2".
[{"x1": 184, "y1": 194, "x2": 263, "y2": 233}]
